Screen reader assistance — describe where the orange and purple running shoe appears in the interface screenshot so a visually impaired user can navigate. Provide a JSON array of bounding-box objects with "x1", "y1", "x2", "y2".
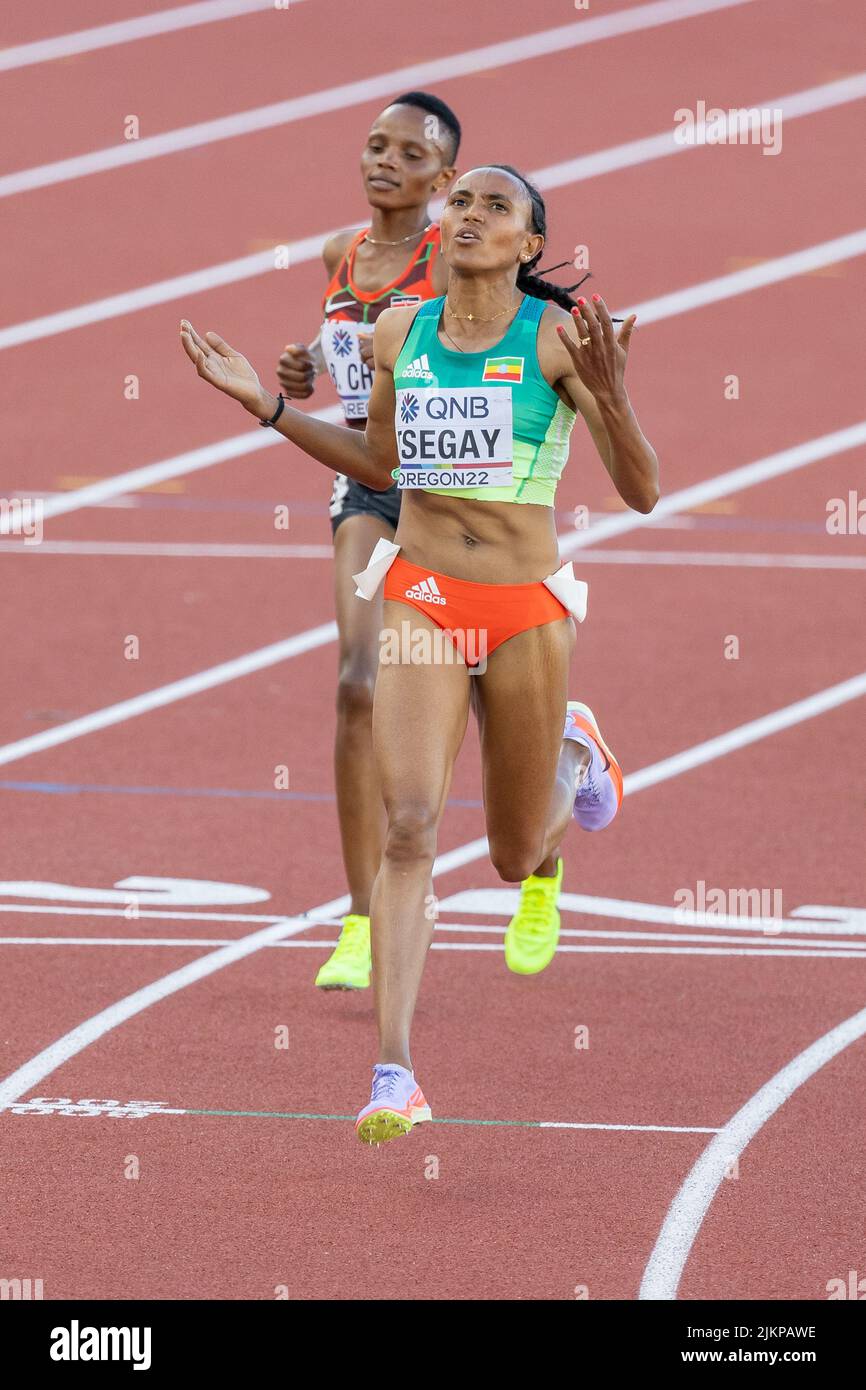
[
  {"x1": 566, "y1": 700, "x2": 623, "y2": 832},
  {"x1": 355, "y1": 1063, "x2": 432, "y2": 1145}
]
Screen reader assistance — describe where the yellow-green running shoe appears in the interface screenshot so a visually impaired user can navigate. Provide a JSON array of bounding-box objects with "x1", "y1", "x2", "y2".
[
  {"x1": 315, "y1": 914, "x2": 371, "y2": 990},
  {"x1": 504, "y1": 857, "x2": 564, "y2": 975}
]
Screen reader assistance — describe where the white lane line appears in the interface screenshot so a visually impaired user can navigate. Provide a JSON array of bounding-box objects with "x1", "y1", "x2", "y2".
[
  {"x1": 0, "y1": 622, "x2": 337, "y2": 769},
  {"x1": 2, "y1": 937, "x2": 865, "y2": 961},
  {"x1": 552, "y1": 549, "x2": 866, "y2": 571},
  {"x1": 0, "y1": 0, "x2": 278, "y2": 72},
  {"x1": 0, "y1": 905, "x2": 298, "y2": 923},
  {"x1": 0, "y1": 536, "x2": 658, "y2": 561},
  {"x1": 4, "y1": 899, "x2": 864, "y2": 942},
  {"x1": 540, "y1": 1122, "x2": 720, "y2": 1134},
  {"x1": 626, "y1": 671, "x2": 866, "y2": 795},
  {"x1": 560, "y1": 421, "x2": 866, "y2": 558},
  {"x1": 2, "y1": 669, "x2": 865, "y2": 1108},
  {"x1": 443, "y1": 891, "x2": 866, "y2": 938},
  {"x1": 429, "y1": 943, "x2": 866, "y2": 959},
  {"x1": 622, "y1": 229, "x2": 866, "y2": 326},
  {"x1": 515, "y1": 928, "x2": 865, "y2": 951},
  {"x1": 3, "y1": 72, "x2": 861, "y2": 350},
  {"x1": 0, "y1": 937, "x2": 281, "y2": 947},
  {"x1": 0, "y1": 422, "x2": 861, "y2": 769},
  {"x1": 0, "y1": 230, "x2": 333, "y2": 350},
  {"x1": 0, "y1": 0, "x2": 757, "y2": 199},
  {"x1": 431, "y1": 922, "x2": 866, "y2": 951},
  {"x1": 639, "y1": 1003, "x2": 866, "y2": 1299},
  {"x1": 535, "y1": 72, "x2": 866, "y2": 193},
  {"x1": 0, "y1": 404, "x2": 342, "y2": 531},
  {"x1": 4, "y1": 541, "x2": 865, "y2": 569},
  {"x1": 0, "y1": 541, "x2": 334, "y2": 558},
  {"x1": 4, "y1": 932, "x2": 864, "y2": 955}
]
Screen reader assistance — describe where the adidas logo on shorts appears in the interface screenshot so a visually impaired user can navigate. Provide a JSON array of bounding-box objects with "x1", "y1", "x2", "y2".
[
  {"x1": 402, "y1": 353, "x2": 434, "y2": 381},
  {"x1": 404, "y1": 576, "x2": 446, "y2": 606}
]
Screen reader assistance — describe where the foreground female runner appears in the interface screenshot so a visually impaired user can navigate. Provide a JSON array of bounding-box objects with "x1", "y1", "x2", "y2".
[{"x1": 180, "y1": 165, "x2": 659, "y2": 1143}]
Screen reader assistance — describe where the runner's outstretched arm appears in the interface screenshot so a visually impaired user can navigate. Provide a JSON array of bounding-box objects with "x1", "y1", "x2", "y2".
[{"x1": 180, "y1": 314, "x2": 401, "y2": 491}]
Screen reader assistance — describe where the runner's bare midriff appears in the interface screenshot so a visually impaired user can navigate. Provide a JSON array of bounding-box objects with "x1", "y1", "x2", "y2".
[{"x1": 395, "y1": 489, "x2": 560, "y2": 583}]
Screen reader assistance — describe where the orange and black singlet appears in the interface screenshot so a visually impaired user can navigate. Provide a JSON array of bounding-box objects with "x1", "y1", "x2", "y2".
[{"x1": 320, "y1": 224, "x2": 440, "y2": 421}]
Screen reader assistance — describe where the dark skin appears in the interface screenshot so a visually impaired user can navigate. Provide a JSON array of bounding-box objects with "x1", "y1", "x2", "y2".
[
  {"x1": 181, "y1": 167, "x2": 659, "y2": 1065},
  {"x1": 271, "y1": 102, "x2": 455, "y2": 924},
  {"x1": 211, "y1": 174, "x2": 658, "y2": 522},
  {"x1": 276, "y1": 103, "x2": 454, "y2": 399}
]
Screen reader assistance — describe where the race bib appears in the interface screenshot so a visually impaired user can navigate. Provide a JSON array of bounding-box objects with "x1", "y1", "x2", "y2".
[
  {"x1": 321, "y1": 320, "x2": 373, "y2": 420},
  {"x1": 395, "y1": 387, "x2": 513, "y2": 490}
]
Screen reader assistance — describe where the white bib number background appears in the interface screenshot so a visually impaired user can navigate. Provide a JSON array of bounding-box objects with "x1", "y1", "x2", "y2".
[
  {"x1": 395, "y1": 386, "x2": 513, "y2": 489},
  {"x1": 321, "y1": 321, "x2": 374, "y2": 418}
]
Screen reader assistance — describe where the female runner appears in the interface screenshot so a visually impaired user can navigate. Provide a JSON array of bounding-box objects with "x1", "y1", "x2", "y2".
[
  {"x1": 276, "y1": 91, "x2": 459, "y2": 990},
  {"x1": 180, "y1": 165, "x2": 659, "y2": 1144}
]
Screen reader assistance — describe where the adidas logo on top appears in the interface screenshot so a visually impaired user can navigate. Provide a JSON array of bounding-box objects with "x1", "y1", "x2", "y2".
[
  {"x1": 405, "y1": 575, "x2": 446, "y2": 605},
  {"x1": 402, "y1": 353, "x2": 434, "y2": 381}
]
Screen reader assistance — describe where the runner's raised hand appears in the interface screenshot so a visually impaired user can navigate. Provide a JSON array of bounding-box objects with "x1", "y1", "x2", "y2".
[
  {"x1": 557, "y1": 295, "x2": 636, "y2": 403},
  {"x1": 180, "y1": 320, "x2": 265, "y2": 412}
]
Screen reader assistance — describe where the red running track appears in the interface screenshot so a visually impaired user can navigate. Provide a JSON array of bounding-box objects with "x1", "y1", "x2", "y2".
[{"x1": 1, "y1": 0, "x2": 864, "y2": 1301}]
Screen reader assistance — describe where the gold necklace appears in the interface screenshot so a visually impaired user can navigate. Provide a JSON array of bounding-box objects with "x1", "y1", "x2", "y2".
[
  {"x1": 363, "y1": 222, "x2": 432, "y2": 246},
  {"x1": 445, "y1": 293, "x2": 520, "y2": 324}
]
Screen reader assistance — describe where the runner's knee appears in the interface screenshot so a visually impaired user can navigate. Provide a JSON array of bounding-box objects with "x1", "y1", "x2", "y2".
[
  {"x1": 489, "y1": 836, "x2": 544, "y2": 885},
  {"x1": 383, "y1": 802, "x2": 439, "y2": 867},
  {"x1": 336, "y1": 663, "x2": 377, "y2": 719}
]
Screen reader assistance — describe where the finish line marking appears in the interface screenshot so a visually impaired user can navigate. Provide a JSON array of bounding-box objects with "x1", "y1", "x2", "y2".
[{"x1": 3, "y1": 1096, "x2": 720, "y2": 1133}]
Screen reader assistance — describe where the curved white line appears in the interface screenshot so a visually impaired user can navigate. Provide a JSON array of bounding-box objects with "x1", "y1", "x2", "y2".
[
  {"x1": 639, "y1": 1002, "x2": 866, "y2": 1299},
  {"x1": 0, "y1": 905, "x2": 346, "y2": 1110},
  {"x1": 2, "y1": 674, "x2": 865, "y2": 1110}
]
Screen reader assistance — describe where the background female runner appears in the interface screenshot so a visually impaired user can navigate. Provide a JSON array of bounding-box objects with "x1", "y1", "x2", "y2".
[{"x1": 275, "y1": 91, "x2": 459, "y2": 991}]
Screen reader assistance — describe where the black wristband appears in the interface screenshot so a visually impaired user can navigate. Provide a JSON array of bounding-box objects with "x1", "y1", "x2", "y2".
[{"x1": 259, "y1": 393, "x2": 286, "y2": 428}]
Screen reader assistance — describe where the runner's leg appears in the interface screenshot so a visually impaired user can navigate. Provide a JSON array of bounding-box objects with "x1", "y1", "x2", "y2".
[
  {"x1": 474, "y1": 617, "x2": 582, "y2": 881},
  {"x1": 370, "y1": 600, "x2": 471, "y2": 1068},
  {"x1": 332, "y1": 513, "x2": 395, "y2": 915}
]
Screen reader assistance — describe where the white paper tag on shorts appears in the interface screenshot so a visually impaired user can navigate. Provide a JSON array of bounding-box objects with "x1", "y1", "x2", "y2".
[{"x1": 394, "y1": 386, "x2": 513, "y2": 490}]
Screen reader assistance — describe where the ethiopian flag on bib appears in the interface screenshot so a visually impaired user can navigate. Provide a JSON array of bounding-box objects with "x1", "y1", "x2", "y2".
[{"x1": 482, "y1": 356, "x2": 524, "y2": 383}]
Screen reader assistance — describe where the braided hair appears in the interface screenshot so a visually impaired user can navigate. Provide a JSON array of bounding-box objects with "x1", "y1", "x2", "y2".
[{"x1": 488, "y1": 164, "x2": 590, "y2": 310}]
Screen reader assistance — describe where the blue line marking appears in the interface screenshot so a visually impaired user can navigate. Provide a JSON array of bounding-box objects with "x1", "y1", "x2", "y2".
[{"x1": 0, "y1": 780, "x2": 483, "y2": 807}]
